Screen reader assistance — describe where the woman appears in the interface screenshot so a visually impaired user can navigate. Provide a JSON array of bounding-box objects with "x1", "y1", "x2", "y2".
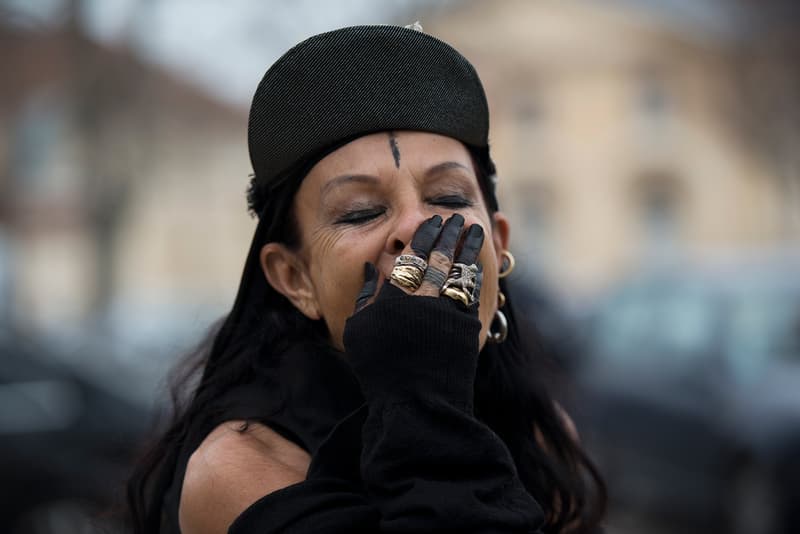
[{"x1": 127, "y1": 24, "x2": 606, "y2": 533}]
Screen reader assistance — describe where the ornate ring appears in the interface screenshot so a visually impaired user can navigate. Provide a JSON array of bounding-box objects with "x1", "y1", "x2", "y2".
[
  {"x1": 390, "y1": 264, "x2": 424, "y2": 291},
  {"x1": 395, "y1": 254, "x2": 428, "y2": 272},
  {"x1": 442, "y1": 263, "x2": 478, "y2": 291},
  {"x1": 440, "y1": 263, "x2": 479, "y2": 306}
]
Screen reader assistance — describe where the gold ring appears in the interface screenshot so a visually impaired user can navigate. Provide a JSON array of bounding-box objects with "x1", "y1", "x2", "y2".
[
  {"x1": 390, "y1": 264, "x2": 423, "y2": 290},
  {"x1": 442, "y1": 286, "x2": 472, "y2": 307}
]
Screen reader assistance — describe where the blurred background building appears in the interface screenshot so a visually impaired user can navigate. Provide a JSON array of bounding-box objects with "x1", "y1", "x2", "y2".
[
  {"x1": 1, "y1": 1, "x2": 798, "y2": 533},
  {"x1": 428, "y1": 0, "x2": 800, "y2": 297}
]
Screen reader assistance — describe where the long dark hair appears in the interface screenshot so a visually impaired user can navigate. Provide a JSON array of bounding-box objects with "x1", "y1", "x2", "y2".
[{"x1": 126, "y1": 149, "x2": 606, "y2": 533}]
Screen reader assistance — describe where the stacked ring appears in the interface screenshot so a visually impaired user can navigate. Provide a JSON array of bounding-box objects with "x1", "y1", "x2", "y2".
[
  {"x1": 390, "y1": 254, "x2": 428, "y2": 290},
  {"x1": 440, "y1": 262, "x2": 479, "y2": 307},
  {"x1": 396, "y1": 254, "x2": 428, "y2": 272}
]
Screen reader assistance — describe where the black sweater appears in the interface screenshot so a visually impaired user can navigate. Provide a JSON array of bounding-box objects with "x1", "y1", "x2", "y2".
[{"x1": 166, "y1": 285, "x2": 545, "y2": 533}]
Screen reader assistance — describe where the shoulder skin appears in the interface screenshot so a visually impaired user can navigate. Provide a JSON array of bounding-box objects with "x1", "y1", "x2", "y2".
[{"x1": 179, "y1": 420, "x2": 311, "y2": 534}]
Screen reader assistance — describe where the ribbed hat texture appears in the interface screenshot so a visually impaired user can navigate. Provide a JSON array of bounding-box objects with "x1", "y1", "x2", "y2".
[{"x1": 247, "y1": 25, "x2": 493, "y2": 199}]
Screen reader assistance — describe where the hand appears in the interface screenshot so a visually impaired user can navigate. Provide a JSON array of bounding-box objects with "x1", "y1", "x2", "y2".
[{"x1": 354, "y1": 214, "x2": 484, "y2": 313}]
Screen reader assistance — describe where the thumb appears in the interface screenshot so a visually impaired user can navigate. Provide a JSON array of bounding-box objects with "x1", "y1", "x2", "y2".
[{"x1": 354, "y1": 262, "x2": 378, "y2": 313}]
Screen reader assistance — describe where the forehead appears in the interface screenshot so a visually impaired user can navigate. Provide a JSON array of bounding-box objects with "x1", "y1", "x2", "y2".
[{"x1": 304, "y1": 131, "x2": 474, "y2": 184}]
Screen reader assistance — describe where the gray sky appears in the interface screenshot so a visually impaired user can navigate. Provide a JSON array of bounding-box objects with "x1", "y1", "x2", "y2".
[
  {"x1": 5, "y1": 0, "x2": 448, "y2": 108},
  {"x1": 4, "y1": 0, "x2": 739, "y2": 109},
  {"x1": 90, "y1": 0, "x2": 445, "y2": 108}
]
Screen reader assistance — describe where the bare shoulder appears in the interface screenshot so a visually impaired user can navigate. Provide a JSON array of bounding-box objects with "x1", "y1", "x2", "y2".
[{"x1": 179, "y1": 420, "x2": 311, "y2": 534}]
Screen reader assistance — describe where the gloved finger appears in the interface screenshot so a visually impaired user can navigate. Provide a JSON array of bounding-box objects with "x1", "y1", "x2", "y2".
[
  {"x1": 354, "y1": 262, "x2": 378, "y2": 313},
  {"x1": 416, "y1": 213, "x2": 464, "y2": 296},
  {"x1": 454, "y1": 224, "x2": 484, "y2": 266},
  {"x1": 389, "y1": 215, "x2": 443, "y2": 293},
  {"x1": 410, "y1": 214, "x2": 442, "y2": 260}
]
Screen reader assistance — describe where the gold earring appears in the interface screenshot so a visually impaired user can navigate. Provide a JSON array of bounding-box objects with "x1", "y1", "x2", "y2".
[{"x1": 498, "y1": 250, "x2": 515, "y2": 279}]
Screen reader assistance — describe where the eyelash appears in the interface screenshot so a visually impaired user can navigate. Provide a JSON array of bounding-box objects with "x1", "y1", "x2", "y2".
[
  {"x1": 335, "y1": 196, "x2": 473, "y2": 225},
  {"x1": 429, "y1": 195, "x2": 473, "y2": 209},
  {"x1": 335, "y1": 207, "x2": 386, "y2": 225}
]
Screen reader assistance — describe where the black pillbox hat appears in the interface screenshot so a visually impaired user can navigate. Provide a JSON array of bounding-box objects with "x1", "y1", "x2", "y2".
[{"x1": 247, "y1": 24, "x2": 495, "y2": 210}]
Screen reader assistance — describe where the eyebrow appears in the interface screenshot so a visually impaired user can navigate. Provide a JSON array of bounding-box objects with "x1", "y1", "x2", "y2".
[
  {"x1": 320, "y1": 174, "x2": 381, "y2": 198},
  {"x1": 320, "y1": 161, "x2": 474, "y2": 197},
  {"x1": 425, "y1": 161, "x2": 473, "y2": 177}
]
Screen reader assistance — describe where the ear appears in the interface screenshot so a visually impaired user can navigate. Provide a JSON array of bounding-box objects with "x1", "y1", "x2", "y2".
[
  {"x1": 259, "y1": 243, "x2": 321, "y2": 320},
  {"x1": 491, "y1": 211, "x2": 511, "y2": 271}
]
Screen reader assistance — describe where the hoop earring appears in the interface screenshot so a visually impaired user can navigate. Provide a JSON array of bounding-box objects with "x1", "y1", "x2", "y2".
[
  {"x1": 487, "y1": 290, "x2": 508, "y2": 344},
  {"x1": 489, "y1": 253, "x2": 513, "y2": 344},
  {"x1": 488, "y1": 309, "x2": 508, "y2": 344},
  {"x1": 498, "y1": 250, "x2": 515, "y2": 279}
]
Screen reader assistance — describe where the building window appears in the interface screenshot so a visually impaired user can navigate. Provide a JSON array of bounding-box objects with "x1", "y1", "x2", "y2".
[
  {"x1": 10, "y1": 90, "x2": 73, "y2": 198},
  {"x1": 633, "y1": 64, "x2": 673, "y2": 140},
  {"x1": 513, "y1": 92, "x2": 545, "y2": 151},
  {"x1": 514, "y1": 180, "x2": 557, "y2": 272},
  {"x1": 632, "y1": 171, "x2": 684, "y2": 257},
  {"x1": 516, "y1": 98, "x2": 543, "y2": 128}
]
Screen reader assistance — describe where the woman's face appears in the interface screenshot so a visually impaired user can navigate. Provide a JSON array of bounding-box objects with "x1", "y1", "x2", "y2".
[{"x1": 264, "y1": 131, "x2": 509, "y2": 351}]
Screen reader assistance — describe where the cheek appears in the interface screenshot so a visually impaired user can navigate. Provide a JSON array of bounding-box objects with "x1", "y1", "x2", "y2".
[
  {"x1": 307, "y1": 228, "x2": 385, "y2": 346},
  {"x1": 309, "y1": 233, "x2": 349, "y2": 299}
]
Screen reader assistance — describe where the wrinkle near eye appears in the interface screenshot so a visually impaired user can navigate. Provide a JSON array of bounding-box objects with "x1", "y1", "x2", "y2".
[{"x1": 308, "y1": 225, "x2": 345, "y2": 256}]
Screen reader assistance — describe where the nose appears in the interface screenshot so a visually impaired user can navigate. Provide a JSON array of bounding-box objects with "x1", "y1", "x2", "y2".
[{"x1": 386, "y1": 203, "x2": 430, "y2": 255}]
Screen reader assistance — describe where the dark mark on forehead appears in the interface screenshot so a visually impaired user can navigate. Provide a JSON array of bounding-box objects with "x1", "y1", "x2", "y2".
[{"x1": 388, "y1": 132, "x2": 401, "y2": 169}]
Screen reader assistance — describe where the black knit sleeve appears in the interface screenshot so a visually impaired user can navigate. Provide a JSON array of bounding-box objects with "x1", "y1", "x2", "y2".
[
  {"x1": 344, "y1": 286, "x2": 543, "y2": 532},
  {"x1": 229, "y1": 285, "x2": 544, "y2": 533}
]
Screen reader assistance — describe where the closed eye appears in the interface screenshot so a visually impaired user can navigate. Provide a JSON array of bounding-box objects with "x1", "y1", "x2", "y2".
[
  {"x1": 428, "y1": 195, "x2": 474, "y2": 209},
  {"x1": 335, "y1": 207, "x2": 385, "y2": 225}
]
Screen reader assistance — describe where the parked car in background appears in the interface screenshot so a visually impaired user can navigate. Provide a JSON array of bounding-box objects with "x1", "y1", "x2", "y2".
[
  {"x1": 0, "y1": 328, "x2": 150, "y2": 534},
  {"x1": 572, "y1": 254, "x2": 800, "y2": 534}
]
